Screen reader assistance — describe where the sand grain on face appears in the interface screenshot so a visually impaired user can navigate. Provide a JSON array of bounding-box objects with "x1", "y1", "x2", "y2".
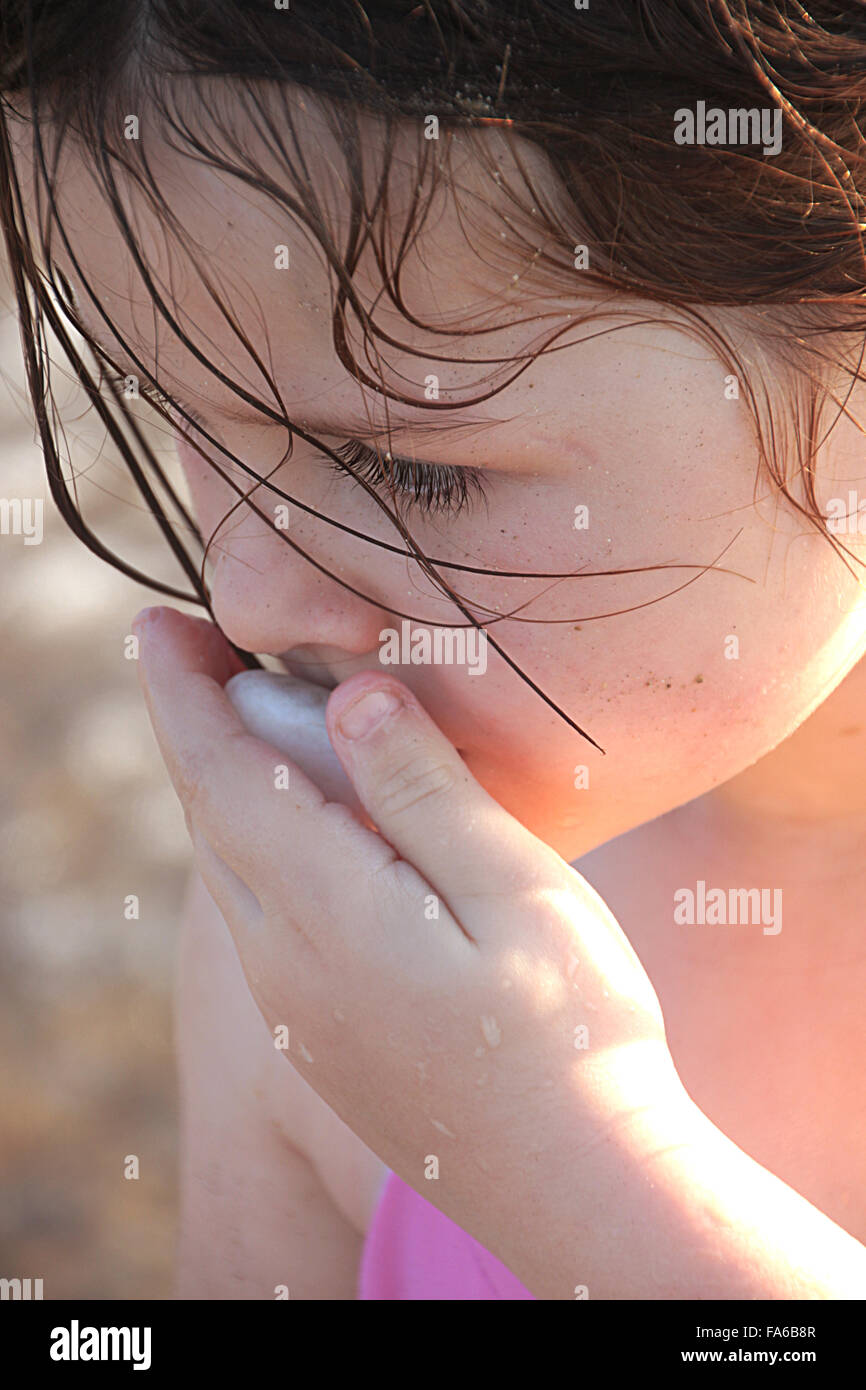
[{"x1": 480, "y1": 1014, "x2": 502, "y2": 1048}]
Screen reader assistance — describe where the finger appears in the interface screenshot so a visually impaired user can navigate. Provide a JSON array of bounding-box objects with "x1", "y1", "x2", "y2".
[
  {"x1": 131, "y1": 606, "x2": 409, "y2": 923},
  {"x1": 187, "y1": 819, "x2": 265, "y2": 935},
  {"x1": 132, "y1": 605, "x2": 331, "y2": 883},
  {"x1": 325, "y1": 672, "x2": 557, "y2": 907},
  {"x1": 135, "y1": 606, "x2": 251, "y2": 684}
]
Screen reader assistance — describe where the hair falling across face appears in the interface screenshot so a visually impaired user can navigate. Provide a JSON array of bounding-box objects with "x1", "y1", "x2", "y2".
[{"x1": 4, "y1": 1, "x2": 866, "y2": 857}]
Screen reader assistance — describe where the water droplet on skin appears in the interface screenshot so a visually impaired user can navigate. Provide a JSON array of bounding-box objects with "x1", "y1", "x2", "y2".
[
  {"x1": 566, "y1": 953, "x2": 580, "y2": 981},
  {"x1": 476, "y1": 1072, "x2": 489, "y2": 1087},
  {"x1": 332, "y1": 1008, "x2": 345, "y2": 1023},
  {"x1": 431, "y1": 1117, "x2": 456, "y2": 1138},
  {"x1": 480, "y1": 1015, "x2": 502, "y2": 1048},
  {"x1": 298, "y1": 1042, "x2": 314, "y2": 1063},
  {"x1": 474, "y1": 1046, "x2": 486, "y2": 1058}
]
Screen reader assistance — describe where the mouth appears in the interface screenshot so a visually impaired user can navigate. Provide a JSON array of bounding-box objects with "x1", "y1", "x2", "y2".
[{"x1": 277, "y1": 655, "x2": 468, "y2": 758}]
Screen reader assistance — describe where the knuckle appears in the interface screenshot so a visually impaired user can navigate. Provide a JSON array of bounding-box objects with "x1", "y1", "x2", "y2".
[
  {"x1": 363, "y1": 855, "x2": 407, "y2": 917},
  {"x1": 370, "y1": 849, "x2": 417, "y2": 893},
  {"x1": 177, "y1": 753, "x2": 210, "y2": 826},
  {"x1": 376, "y1": 751, "x2": 456, "y2": 818},
  {"x1": 173, "y1": 727, "x2": 246, "y2": 829}
]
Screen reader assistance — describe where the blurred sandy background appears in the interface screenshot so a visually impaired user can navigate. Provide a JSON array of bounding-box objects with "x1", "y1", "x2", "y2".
[{"x1": 0, "y1": 253, "x2": 197, "y2": 1298}]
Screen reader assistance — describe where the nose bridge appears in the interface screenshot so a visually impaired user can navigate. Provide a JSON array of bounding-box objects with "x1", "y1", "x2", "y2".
[{"x1": 208, "y1": 511, "x2": 391, "y2": 656}]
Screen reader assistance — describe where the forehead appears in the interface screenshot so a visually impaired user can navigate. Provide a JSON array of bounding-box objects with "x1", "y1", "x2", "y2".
[
  {"x1": 11, "y1": 83, "x2": 734, "y2": 477},
  {"x1": 26, "y1": 89, "x2": 580, "y2": 443}
]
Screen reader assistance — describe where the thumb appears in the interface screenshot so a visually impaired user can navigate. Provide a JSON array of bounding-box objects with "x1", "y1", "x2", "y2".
[{"x1": 325, "y1": 673, "x2": 548, "y2": 903}]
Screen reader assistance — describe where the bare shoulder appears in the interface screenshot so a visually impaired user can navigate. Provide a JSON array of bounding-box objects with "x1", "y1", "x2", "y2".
[{"x1": 181, "y1": 866, "x2": 390, "y2": 1238}]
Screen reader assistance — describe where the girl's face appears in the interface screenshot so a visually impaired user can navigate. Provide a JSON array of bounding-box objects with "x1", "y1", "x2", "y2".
[{"x1": 11, "y1": 92, "x2": 866, "y2": 857}]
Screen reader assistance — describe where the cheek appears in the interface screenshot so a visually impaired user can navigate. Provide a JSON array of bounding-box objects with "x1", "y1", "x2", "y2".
[{"x1": 437, "y1": 514, "x2": 866, "y2": 852}]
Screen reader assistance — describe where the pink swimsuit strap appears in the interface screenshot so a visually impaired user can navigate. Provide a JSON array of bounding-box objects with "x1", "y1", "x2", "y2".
[{"x1": 358, "y1": 1170, "x2": 535, "y2": 1300}]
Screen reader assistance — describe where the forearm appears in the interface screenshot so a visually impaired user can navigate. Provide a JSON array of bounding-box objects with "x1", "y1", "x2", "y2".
[
  {"x1": 173, "y1": 867, "x2": 363, "y2": 1299},
  {"x1": 501, "y1": 1076, "x2": 866, "y2": 1301},
  {"x1": 630, "y1": 1101, "x2": 866, "y2": 1300},
  {"x1": 174, "y1": 1096, "x2": 362, "y2": 1300}
]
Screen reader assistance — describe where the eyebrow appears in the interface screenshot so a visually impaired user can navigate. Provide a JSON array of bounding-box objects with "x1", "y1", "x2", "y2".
[
  {"x1": 92, "y1": 340, "x2": 505, "y2": 451},
  {"x1": 72, "y1": 306, "x2": 506, "y2": 452}
]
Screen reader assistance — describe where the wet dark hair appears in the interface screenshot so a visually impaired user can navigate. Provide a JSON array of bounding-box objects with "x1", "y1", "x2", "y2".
[{"x1": 2, "y1": 1, "x2": 866, "y2": 752}]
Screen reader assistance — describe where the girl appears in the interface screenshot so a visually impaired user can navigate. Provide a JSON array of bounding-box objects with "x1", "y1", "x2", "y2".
[{"x1": 3, "y1": 1, "x2": 866, "y2": 1298}]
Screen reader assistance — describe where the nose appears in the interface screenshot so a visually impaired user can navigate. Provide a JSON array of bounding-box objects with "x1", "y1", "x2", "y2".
[{"x1": 208, "y1": 514, "x2": 391, "y2": 665}]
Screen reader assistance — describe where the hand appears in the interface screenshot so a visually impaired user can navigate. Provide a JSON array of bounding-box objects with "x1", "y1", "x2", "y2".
[{"x1": 133, "y1": 605, "x2": 689, "y2": 1295}]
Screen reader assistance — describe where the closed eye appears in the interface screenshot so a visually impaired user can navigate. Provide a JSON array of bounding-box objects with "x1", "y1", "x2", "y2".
[
  {"x1": 318, "y1": 438, "x2": 489, "y2": 518},
  {"x1": 100, "y1": 352, "x2": 489, "y2": 518}
]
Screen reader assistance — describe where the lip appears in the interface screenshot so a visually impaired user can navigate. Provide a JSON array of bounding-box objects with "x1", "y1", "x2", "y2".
[
  {"x1": 276, "y1": 655, "x2": 339, "y2": 691},
  {"x1": 278, "y1": 656, "x2": 468, "y2": 756}
]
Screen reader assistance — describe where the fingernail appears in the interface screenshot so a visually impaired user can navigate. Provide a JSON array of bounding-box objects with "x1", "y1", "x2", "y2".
[{"x1": 337, "y1": 688, "x2": 402, "y2": 741}]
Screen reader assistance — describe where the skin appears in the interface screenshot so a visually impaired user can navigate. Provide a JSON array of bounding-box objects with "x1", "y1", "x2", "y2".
[
  {"x1": 9, "y1": 89, "x2": 866, "y2": 858},
  {"x1": 578, "y1": 652, "x2": 866, "y2": 1247},
  {"x1": 9, "y1": 84, "x2": 866, "y2": 1295}
]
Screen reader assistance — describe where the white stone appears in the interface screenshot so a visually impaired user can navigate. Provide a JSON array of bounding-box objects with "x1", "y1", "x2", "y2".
[{"x1": 225, "y1": 670, "x2": 363, "y2": 812}]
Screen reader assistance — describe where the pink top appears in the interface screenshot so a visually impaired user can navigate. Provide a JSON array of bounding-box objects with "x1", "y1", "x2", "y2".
[{"x1": 358, "y1": 1170, "x2": 535, "y2": 1300}]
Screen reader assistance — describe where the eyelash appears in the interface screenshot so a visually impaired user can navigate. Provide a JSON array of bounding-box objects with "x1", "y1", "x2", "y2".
[{"x1": 321, "y1": 439, "x2": 489, "y2": 518}]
